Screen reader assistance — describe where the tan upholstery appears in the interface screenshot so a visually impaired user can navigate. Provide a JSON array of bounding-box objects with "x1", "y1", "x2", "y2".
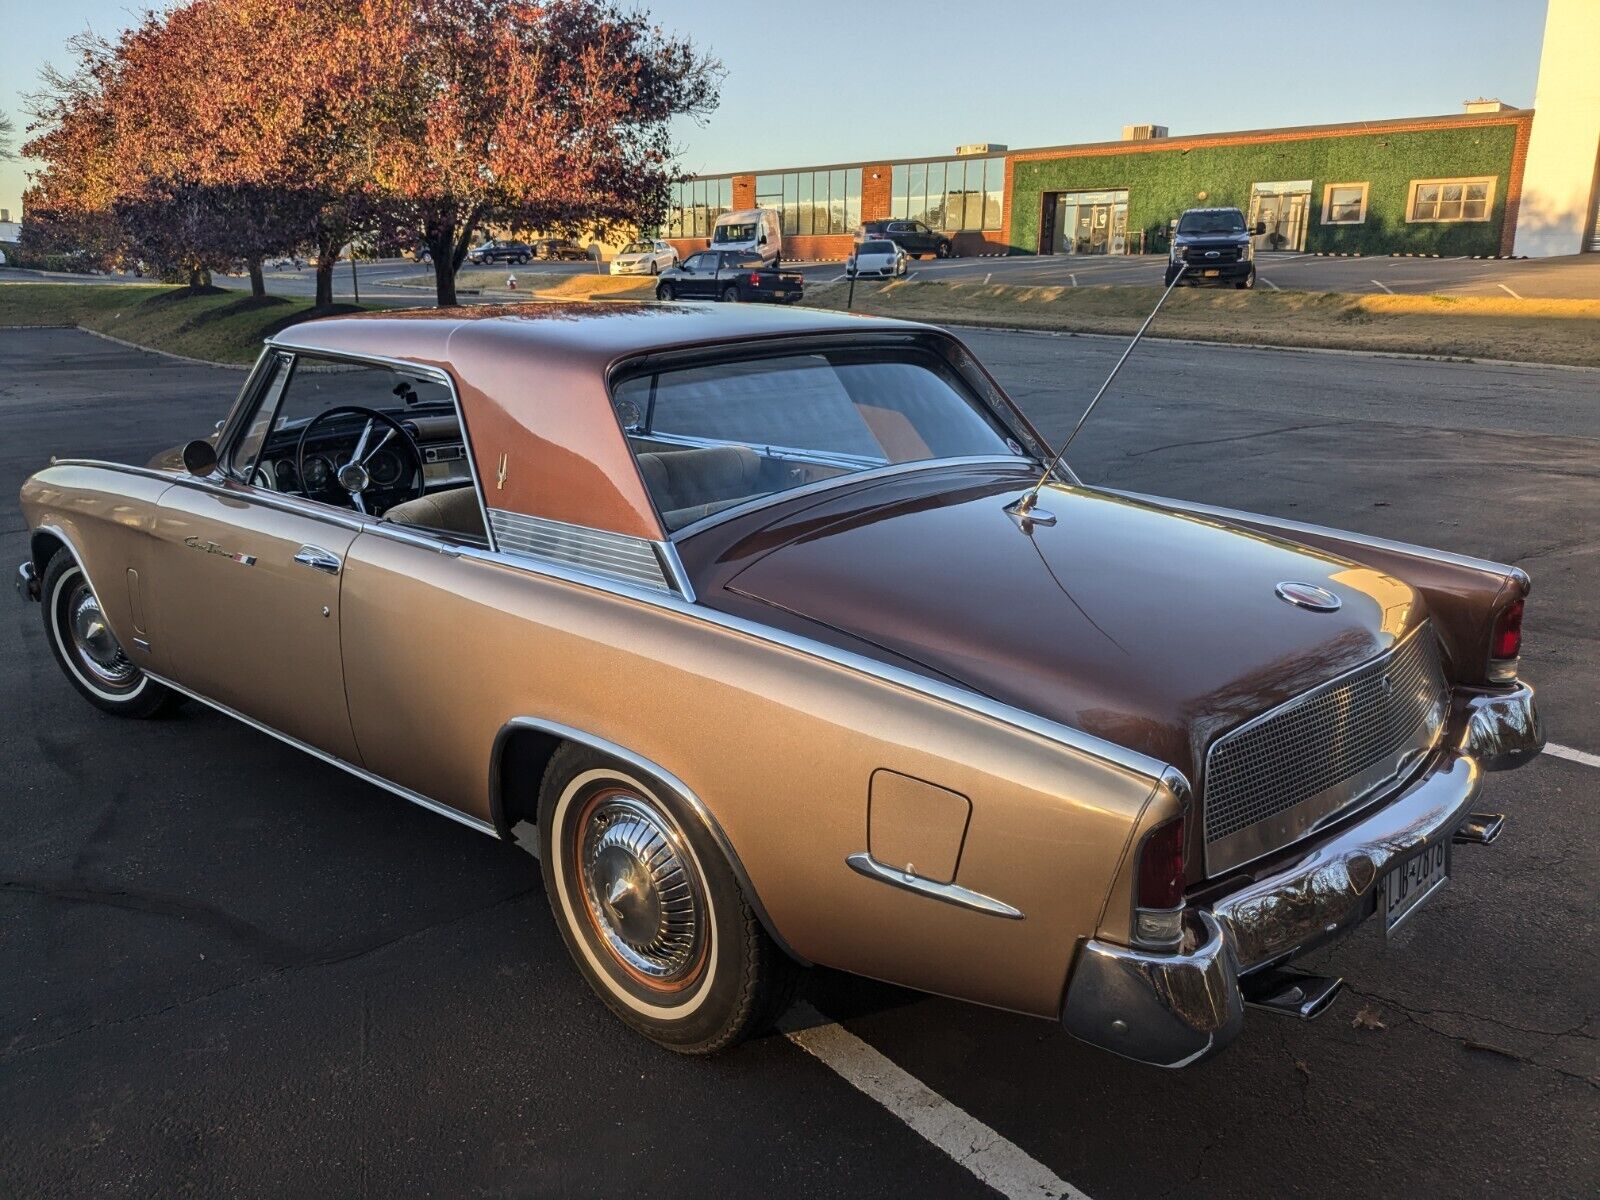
[
  {"x1": 636, "y1": 446, "x2": 764, "y2": 528},
  {"x1": 383, "y1": 486, "x2": 486, "y2": 538}
]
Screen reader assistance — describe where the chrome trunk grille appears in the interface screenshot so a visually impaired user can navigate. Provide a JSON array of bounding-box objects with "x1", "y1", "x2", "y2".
[{"x1": 1202, "y1": 626, "x2": 1448, "y2": 874}]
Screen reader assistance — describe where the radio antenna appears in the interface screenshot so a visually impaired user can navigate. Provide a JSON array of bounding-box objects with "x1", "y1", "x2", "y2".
[{"x1": 1009, "y1": 262, "x2": 1188, "y2": 525}]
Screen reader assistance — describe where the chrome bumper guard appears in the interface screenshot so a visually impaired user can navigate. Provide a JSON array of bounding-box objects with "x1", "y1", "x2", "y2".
[
  {"x1": 1063, "y1": 750, "x2": 1500, "y2": 1068},
  {"x1": 16, "y1": 560, "x2": 39, "y2": 603},
  {"x1": 1457, "y1": 683, "x2": 1543, "y2": 771}
]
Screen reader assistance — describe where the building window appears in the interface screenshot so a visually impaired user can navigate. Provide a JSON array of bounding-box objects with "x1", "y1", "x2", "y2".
[
  {"x1": 754, "y1": 169, "x2": 862, "y2": 237},
  {"x1": 1407, "y1": 177, "x2": 1495, "y2": 223},
  {"x1": 666, "y1": 177, "x2": 733, "y2": 239},
  {"x1": 1321, "y1": 182, "x2": 1368, "y2": 225},
  {"x1": 889, "y1": 156, "x2": 1004, "y2": 231}
]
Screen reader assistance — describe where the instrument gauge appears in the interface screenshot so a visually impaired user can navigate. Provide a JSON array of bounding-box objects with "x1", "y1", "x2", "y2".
[
  {"x1": 367, "y1": 449, "x2": 404, "y2": 487},
  {"x1": 301, "y1": 455, "x2": 332, "y2": 490}
]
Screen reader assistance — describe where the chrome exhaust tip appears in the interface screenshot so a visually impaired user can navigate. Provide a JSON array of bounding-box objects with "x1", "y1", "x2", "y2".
[
  {"x1": 1241, "y1": 968, "x2": 1344, "y2": 1021},
  {"x1": 1453, "y1": 812, "x2": 1506, "y2": 845}
]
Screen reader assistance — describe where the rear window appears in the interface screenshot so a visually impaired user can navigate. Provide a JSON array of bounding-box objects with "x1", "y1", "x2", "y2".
[{"x1": 613, "y1": 348, "x2": 1024, "y2": 531}]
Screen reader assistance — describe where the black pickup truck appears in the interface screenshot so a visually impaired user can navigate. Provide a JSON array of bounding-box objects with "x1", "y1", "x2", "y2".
[
  {"x1": 1165, "y1": 207, "x2": 1266, "y2": 288},
  {"x1": 654, "y1": 250, "x2": 804, "y2": 304}
]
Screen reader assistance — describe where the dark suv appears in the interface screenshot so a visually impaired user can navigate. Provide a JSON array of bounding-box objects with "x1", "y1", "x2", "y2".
[
  {"x1": 860, "y1": 219, "x2": 953, "y2": 260},
  {"x1": 468, "y1": 239, "x2": 533, "y2": 265},
  {"x1": 533, "y1": 238, "x2": 590, "y2": 261},
  {"x1": 1165, "y1": 208, "x2": 1265, "y2": 288}
]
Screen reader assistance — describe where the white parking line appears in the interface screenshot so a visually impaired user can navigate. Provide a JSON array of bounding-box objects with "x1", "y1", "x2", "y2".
[
  {"x1": 782, "y1": 1003, "x2": 1088, "y2": 1200},
  {"x1": 1069, "y1": 274, "x2": 1077, "y2": 288},
  {"x1": 1262, "y1": 278, "x2": 1280, "y2": 291},
  {"x1": 1371, "y1": 279, "x2": 1395, "y2": 294},
  {"x1": 1497, "y1": 282, "x2": 1524, "y2": 300},
  {"x1": 1547, "y1": 742, "x2": 1600, "y2": 769}
]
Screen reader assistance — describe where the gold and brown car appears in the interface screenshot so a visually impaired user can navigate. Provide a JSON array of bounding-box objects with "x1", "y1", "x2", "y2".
[{"x1": 16, "y1": 302, "x2": 1544, "y2": 1064}]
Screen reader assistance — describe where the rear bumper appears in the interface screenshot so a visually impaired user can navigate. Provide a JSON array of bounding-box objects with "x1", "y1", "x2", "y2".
[
  {"x1": 16, "y1": 560, "x2": 39, "y2": 602},
  {"x1": 1063, "y1": 749, "x2": 1496, "y2": 1067}
]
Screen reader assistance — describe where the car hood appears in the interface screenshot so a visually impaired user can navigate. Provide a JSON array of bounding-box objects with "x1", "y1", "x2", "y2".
[{"x1": 713, "y1": 467, "x2": 1424, "y2": 780}]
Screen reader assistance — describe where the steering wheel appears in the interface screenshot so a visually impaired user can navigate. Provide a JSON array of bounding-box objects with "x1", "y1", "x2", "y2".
[{"x1": 294, "y1": 405, "x2": 424, "y2": 515}]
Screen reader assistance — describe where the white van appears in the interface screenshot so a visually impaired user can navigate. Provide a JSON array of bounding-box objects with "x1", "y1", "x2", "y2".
[{"x1": 710, "y1": 208, "x2": 782, "y2": 268}]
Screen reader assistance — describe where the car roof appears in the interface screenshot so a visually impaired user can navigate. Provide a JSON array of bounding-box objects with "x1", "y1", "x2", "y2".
[{"x1": 267, "y1": 303, "x2": 932, "y2": 540}]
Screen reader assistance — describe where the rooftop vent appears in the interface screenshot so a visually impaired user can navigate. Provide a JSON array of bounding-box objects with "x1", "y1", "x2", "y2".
[
  {"x1": 955, "y1": 143, "x2": 1007, "y2": 156},
  {"x1": 1122, "y1": 124, "x2": 1169, "y2": 141},
  {"x1": 1462, "y1": 98, "x2": 1513, "y2": 113}
]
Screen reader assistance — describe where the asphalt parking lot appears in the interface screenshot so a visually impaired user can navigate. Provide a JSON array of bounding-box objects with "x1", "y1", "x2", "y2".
[{"x1": 2, "y1": 326, "x2": 1596, "y2": 1198}]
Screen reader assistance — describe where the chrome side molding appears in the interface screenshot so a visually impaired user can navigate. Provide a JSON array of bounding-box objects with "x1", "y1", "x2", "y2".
[{"x1": 845, "y1": 851, "x2": 1024, "y2": 920}]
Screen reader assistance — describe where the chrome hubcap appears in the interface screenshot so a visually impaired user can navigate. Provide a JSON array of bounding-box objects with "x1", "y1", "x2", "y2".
[
  {"x1": 67, "y1": 582, "x2": 136, "y2": 686},
  {"x1": 578, "y1": 793, "x2": 703, "y2": 986}
]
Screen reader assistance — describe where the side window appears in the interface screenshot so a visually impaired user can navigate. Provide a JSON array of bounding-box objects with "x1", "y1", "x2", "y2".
[
  {"x1": 229, "y1": 353, "x2": 293, "y2": 480},
  {"x1": 684, "y1": 253, "x2": 708, "y2": 271},
  {"x1": 234, "y1": 354, "x2": 460, "y2": 513}
]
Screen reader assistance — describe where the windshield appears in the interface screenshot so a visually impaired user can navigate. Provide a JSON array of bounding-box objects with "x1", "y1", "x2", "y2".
[
  {"x1": 614, "y1": 348, "x2": 1024, "y2": 531},
  {"x1": 1177, "y1": 210, "x2": 1246, "y2": 235},
  {"x1": 859, "y1": 241, "x2": 896, "y2": 254},
  {"x1": 712, "y1": 223, "x2": 757, "y2": 243},
  {"x1": 622, "y1": 242, "x2": 652, "y2": 254}
]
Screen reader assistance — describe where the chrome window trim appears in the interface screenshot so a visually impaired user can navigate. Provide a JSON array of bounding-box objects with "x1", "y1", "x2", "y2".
[
  {"x1": 666, "y1": 456, "x2": 1034, "y2": 541},
  {"x1": 146, "y1": 670, "x2": 498, "y2": 838},
  {"x1": 638, "y1": 429, "x2": 888, "y2": 472},
  {"x1": 39, "y1": 462, "x2": 1173, "y2": 783},
  {"x1": 488, "y1": 508, "x2": 674, "y2": 593}
]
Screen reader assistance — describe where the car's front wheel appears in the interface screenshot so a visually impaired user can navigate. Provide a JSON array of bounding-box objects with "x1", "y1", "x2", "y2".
[
  {"x1": 649, "y1": 261, "x2": 658, "y2": 275},
  {"x1": 538, "y1": 744, "x2": 798, "y2": 1054},
  {"x1": 656, "y1": 282, "x2": 674, "y2": 301},
  {"x1": 40, "y1": 548, "x2": 178, "y2": 718}
]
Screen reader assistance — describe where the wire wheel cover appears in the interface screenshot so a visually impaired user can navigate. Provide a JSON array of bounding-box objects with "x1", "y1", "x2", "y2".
[{"x1": 576, "y1": 790, "x2": 706, "y2": 990}]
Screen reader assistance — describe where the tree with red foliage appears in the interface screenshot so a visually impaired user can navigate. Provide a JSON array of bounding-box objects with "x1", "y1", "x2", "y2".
[{"x1": 351, "y1": 0, "x2": 721, "y2": 305}]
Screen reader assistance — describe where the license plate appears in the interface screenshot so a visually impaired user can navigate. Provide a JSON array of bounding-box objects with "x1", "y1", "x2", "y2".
[
  {"x1": 1381, "y1": 842, "x2": 1448, "y2": 933},
  {"x1": 1203, "y1": 269, "x2": 1220, "y2": 278}
]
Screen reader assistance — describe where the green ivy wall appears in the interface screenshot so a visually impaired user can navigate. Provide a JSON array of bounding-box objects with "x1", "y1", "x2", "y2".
[{"x1": 1008, "y1": 122, "x2": 1521, "y2": 257}]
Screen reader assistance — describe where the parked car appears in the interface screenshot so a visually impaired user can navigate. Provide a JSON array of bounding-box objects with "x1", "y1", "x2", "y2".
[
  {"x1": 710, "y1": 208, "x2": 782, "y2": 269},
  {"x1": 654, "y1": 250, "x2": 802, "y2": 303},
  {"x1": 411, "y1": 246, "x2": 433, "y2": 264},
  {"x1": 610, "y1": 240, "x2": 678, "y2": 276},
  {"x1": 860, "y1": 219, "x2": 952, "y2": 260},
  {"x1": 17, "y1": 303, "x2": 1542, "y2": 1063},
  {"x1": 533, "y1": 238, "x2": 590, "y2": 262},
  {"x1": 469, "y1": 239, "x2": 533, "y2": 265},
  {"x1": 845, "y1": 238, "x2": 909, "y2": 279},
  {"x1": 1165, "y1": 207, "x2": 1265, "y2": 288}
]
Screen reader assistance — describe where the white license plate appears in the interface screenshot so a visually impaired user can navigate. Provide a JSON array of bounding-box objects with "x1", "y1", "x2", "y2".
[
  {"x1": 1203, "y1": 269, "x2": 1221, "y2": 278},
  {"x1": 1381, "y1": 842, "x2": 1448, "y2": 933}
]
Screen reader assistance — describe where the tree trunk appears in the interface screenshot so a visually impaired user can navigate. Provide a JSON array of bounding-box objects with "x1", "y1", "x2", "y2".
[
  {"x1": 429, "y1": 230, "x2": 457, "y2": 307},
  {"x1": 188, "y1": 265, "x2": 204, "y2": 291},
  {"x1": 314, "y1": 257, "x2": 335, "y2": 309},
  {"x1": 248, "y1": 258, "x2": 265, "y2": 298}
]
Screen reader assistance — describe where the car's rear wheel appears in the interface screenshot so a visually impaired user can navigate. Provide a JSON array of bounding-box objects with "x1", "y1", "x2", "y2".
[
  {"x1": 720, "y1": 286, "x2": 739, "y2": 303},
  {"x1": 936, "y1": 242, "x2": 952, "y2": 258},
  {"x1": 538, "y1": 744, "x2": 798, "y2": 1053},
  {"x1": 41, "y1": 548, "x2": 177, "y2": 718},
  {"x1": 656, "y1": 282, "x2": 674, "y2": 301},
  {"x1": 1236, "y1": 271, "x2": 1255, "y2": 290}
]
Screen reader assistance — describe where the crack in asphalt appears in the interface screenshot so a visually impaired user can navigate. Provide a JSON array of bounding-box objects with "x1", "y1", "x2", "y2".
[
  {"x1": 1345, "y1": 987, "x2": 1599, "y2": 1090},
  {"x1": 0, "y1": 881, "x2": 539, "y2": 1063},
  {"x1": 1120, "y1": 420, "x2": 1349, "y2": 459}
]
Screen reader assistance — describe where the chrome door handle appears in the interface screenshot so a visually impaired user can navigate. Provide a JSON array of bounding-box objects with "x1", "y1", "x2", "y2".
[{"x1": 293, "y1": 545, "x2": 343, "y2": 574}]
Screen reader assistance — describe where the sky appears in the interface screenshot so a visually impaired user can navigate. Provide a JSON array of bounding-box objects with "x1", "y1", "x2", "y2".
[{"x1": 0, "y1": 0, "x2": 1551, "y2": 220}]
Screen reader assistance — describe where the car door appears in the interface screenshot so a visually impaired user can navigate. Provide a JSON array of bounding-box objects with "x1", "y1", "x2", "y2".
[
  {"x1": 680, "y1": 252, "x2": 714, "y2": 298},
  {"x1": 145, "y1": 352, "x2": 370, "y2": 763}
]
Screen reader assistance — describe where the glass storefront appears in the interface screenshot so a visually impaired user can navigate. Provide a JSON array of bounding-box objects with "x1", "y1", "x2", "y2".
[
  {"x1": 1248, "y1": 181, "x2": 1311, "y2": 251},
  {"x1": 889, "y1": 156, "x2": 1004, "y2": 231},
  {"x1": 753, "y1": 169, "x2": 863, "y2": 236},
  {"x1": 1040, "y1": 189, "x2": 1129, "y2": 255}
]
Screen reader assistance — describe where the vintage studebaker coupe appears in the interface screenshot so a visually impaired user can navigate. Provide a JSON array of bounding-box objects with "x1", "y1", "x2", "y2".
[{"x1": 17, "y1": 303, "x2": 1543, "y2": 1063}]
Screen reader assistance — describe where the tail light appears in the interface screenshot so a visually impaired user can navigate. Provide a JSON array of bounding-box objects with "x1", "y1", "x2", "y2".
[
  {"x1": 1488, "y1": 598, "x2": 1523, "y2": 683},
  {"x1": 1134, "y1": 814, "x2": 1186, "y2": 946},
  {"x1": 749, "y1": 272, "x2": 762, "y2": 286}
]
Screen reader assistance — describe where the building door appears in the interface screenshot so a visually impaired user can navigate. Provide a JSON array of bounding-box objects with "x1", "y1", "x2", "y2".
[
  {"x1": 1249, "y1": 181, "x2": 1311, "y2": 251},
  {"x1": 1039, "y1": 194, "x2": 1058, "y2": 254},
  {"x1": 1040, "y1": 190, "x2": 1130, "y2": 255}
]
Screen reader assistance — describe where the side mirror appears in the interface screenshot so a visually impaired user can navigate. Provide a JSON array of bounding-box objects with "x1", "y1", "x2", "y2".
[
  {"x1": 1254, "y1": 221, "x2": 1267, "y2": 236},
  {"x1": 182, "y1": 439, "x2": 218, "y2": 476}
]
